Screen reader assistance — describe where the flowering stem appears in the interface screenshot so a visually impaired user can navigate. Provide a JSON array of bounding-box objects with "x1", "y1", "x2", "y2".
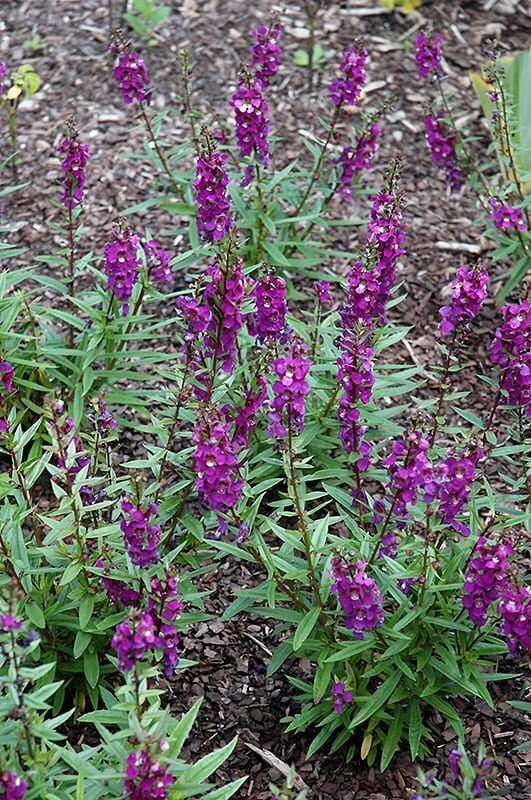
[
  {"x1": 139, "y1": 105, "x2": 183, "y2": 199},
  {"x1": 180, "y1": 51, "x2": 199, "y2": 155},
  {"x1": 154, "y1": 354, "x2": 191, "y2": 505},
  {"x1": 254, "y1": 162, "x2": 266, "y2": 258},
  {"x1": 429, "y1": 329, "x2": 458, "y2": 448}
]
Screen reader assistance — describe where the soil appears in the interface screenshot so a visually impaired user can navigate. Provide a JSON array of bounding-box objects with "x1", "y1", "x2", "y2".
[{"x1": 1, "y1": 0, "x2": 530, "y2": 798}]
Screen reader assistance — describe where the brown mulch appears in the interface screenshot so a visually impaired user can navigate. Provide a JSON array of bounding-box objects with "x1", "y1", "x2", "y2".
[{"x1": 1, "y1": 0, "x2": 531, "y2": 798}]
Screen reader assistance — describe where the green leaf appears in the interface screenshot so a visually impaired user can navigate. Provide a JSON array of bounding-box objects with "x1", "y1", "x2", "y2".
[
  {"x1": 350, "y1": 672, "x2": 401, "y2": 729},
  {"x1": 407, "y1": 700, "x2": 423, "y2": 760},
  {"x1": 293, "y1": 606, "x2": 321, "y2": 651},
  {"x1": 83, "y1": 650, "x2": 100, "y2": 688},
  {"x1": 380, "y1": 707, "x2": 403, "y2": 771}
]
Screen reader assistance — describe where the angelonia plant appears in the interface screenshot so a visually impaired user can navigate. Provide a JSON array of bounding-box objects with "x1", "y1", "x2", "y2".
[
  {"x1": 0, "y1": 16, "x2": 529, "y2": 796},
  {"x1": 413, "y1": 745, "x2": 495, "y2": 800}
]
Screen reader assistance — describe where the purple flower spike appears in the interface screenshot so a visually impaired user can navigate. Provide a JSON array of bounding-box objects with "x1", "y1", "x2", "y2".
[
  {"x1": 439, "y1": 265, "x2": 489, "y2": 337},
  {"x1": 424, "y1": 113, "x2": 463, "y2": 191},
  {"x1": 193, "y1": 413, "x2": 243, "y2": 515},
  {"x1": 57, "y1": 130, "x2": 90, "y2": 209},
  {"x1": 499, "y1": 584, "x2": 531, "y2": 653},
  {"x1": 489, "y1": 198, "x2": 526, "y2": 231},
  {"x1": 231, "y1": 80, "x2": 270, "y2": 166},
  {"x1": 0, "y1": 361, "x2": 14, "y2": 394},
  {"x1": 462, "y1": 537, "x2": 513, "y2": 627},
  {"x1": 113, "y1": 51, "x2": 151, "y2": 105},
  {"x1": 331, "y1": 681, "x2": 353, "y2": 713},
  {"x1": 103, "y1": 226, "x2": 142, "y2": 311},
  {"x1": 120, "y1": 499, "x2": 160, "y2": 568},
  {"x1": 144, "y1": 240, "x2": 173, "y2": 285},
  {"x1": 490, "y1": 299, "x2": 531, "y2": 416},
  {"x1": 112, "y1": 611, "x2": 157, "y2": 671},
  {"x1": 194, "y1": 145, "x2": 232, "y2": 242},
  {"x1": 336, "y1": 124, "x2": 381, "y2": 200},
  {"x1": 331, "y1": 557, "x2": 384, "y2": 637},
  {"x1": 124, "y1": 749, "x2": 174, "y2": 800},
  {"x1": 268, "y1": 340, "x2": 311, "y2": 439},
  {"x1": 330, "y1": 45, "x2": 368, "y2": 107},
  {"x1": 250, "y1": 22, "x2": 283, "y2": 87},
  {"x1": 415, "y1": 32, "x2": 443, "y2": 79},
  {"x1": 248, "y1": 273, "x2": 288, "y2": 342}
]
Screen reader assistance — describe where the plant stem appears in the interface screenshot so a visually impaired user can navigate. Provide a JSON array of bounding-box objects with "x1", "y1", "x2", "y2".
[
  {"x1": 429, "y1": 329, "x2": 457, "y2": 448},
  {"x1": 292, "y1": 104, "x2": 342, "y2": 220},
  {"x1": 139, "y1": 105, "x2": 182, "y2": 198}
]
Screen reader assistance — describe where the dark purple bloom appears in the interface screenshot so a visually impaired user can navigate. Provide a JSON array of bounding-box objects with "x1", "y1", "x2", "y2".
[
  {"x1": 56, "y1": 132, "x2": 90, "y2": 209},
  {"x1": 112, "y1": 611, "x2": 157, "y2": 671},
  {"x1": 383, "y1": 429, "x2": 432, "y2": 520},
  {"x1": 203, "y1": 257, "x2": 245, "y2": 374},
  {"x1": 499, "y1": 584, "x2": 531, "y2": 653},
  {"x1": 193, "y1": 147, "x2": 232, "y2": 242},
  {"x1": 415, "y1": 32, "x2": 443, "y2": 78},
  {"x1": 337, "y1": 330, "x2": 374, "y2": 469},
  {"x1": 248, "y1": 273, "x2": 288, "y2": 341},
  {"x1": 176, "y1": 296, "x2": 212, "y2": 343},
  {"x1": 365, "y1": 186, "x2": 406, "y2": 323},
  {"x1": 0, "y1": 614, "x2": 23, "y2": 633},
  {"x1": 250, "y1": 22, "x2": 283, "y2": 87},
  {"x1": 448, "y1": 749, "x2": 463, "y2": 778},
  {"x1": 0, "y1": 63, "x2": 7, "y2": 96},
  {"x1": 268, "y1": 340, "x2": 311, "y2": 439},
  {"x1": 331, "y1": 557, "x2": 384, "y2": 637},
  {"x1": 92, "y1": 398, "x2": 117, "y2": 435},
  {"x1": 231, "y1": 79, "x2": 270, "y2": 165},
  {"x1": 462, "y1": 537, "x2": 513, "y2": 627},
  {"x1": 425, "y1": 113, "x2": 463, "y2": 191},
  {"x1": 113, "y1": 51, "x2": 151, "y2": 105},
  {"x1": 144, "y1": 240, "x2": 173, "y2": 285},
  {"x1": 314, "y1": 280, "x2": 332, "y2": 307},
  {"x1": 193, "y1": 413, "x2": 243, "y2": 515},
  {"x1": 233, "y1": 376, "x2": 267, "y2": 450},
  {"x1": 490, "y1": 299, "x2": 531, "y2": 416},
  {"x1": 330, "y1": 45, "x2": 368, "y2": 107},
  {"x1": 124, "y1": 749, "x2": 174, "y2": 800},
  {"x1": 0, "y1": 361, "x2": 14, "y2": 394},
  {"x1": 331, "y1": 681, "x2": 353, "y2": 713},
  {"x1": 147, "y1": 570, "x2": 182, "y2": 676},
  {"x1": 96, "y1": 560, "x2": 141, "y2": 607},
  {"x1": 424, "y1": 447, "x2": 483, "y2": 536},
  {"x1": 120, "y1": 499, "x2": 160, "y2": 568},
  {"x1": 336, "y1": 124, "x2": 381, "y2": 200},
  {"x1": 103, "y1": 226, "x2": 141, "y2": 311},
  {"x1": 488, "y1": 199, "x2": 526, "y2": 231},
  {"x1": 439, "y1": 265, "x2": 489, "y2": 337},
  {"x1": 0, "y1": 771, "x2": 28, "y2": 800}
]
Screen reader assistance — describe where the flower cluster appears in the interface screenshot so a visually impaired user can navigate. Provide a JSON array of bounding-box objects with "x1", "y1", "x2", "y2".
[
  {"x1": 488, "y1": 198, "x2": 526, "y2": 231},
  {"x1": 147, "y1": 570, "x2": 183, "y2": 676},
  {"x1": 193, "y1": 414, "x2": 243, "y2": 515},
  {"x1": 112, "y1": 48, "x2": 151, "y2": 105},
  {"x1": 499, "y1": 584, "x2": 531, "y2": 653},
  {"x1": 56, "y1": 130, "x2": 90, "y2": 209},
  {"x1": 176, "y1": 296, "x2": 212, "y2": 345},
  {"x1": 204, "y1": 257, "x2": 245, "y2": 373},
  {"x1": 425, "y1": 447, "x2": 483, "y2": 536},
  {"x1": 268, "y1": 340, "x2": 311, "y2": 439},
  {"x1": 231, "y1": 80, "x2": 270, "y2": 165},
  {"x1": 144, "y1": 240, "x2": 173, "y2": 285},
  {"x1": 248, "y1": 273, "x2": 288, "y2": 341},
  {"x1": 91, "y1": 397, "x2": 117, "y2": 435},
  {"x1": 365, "y1": 186, "x2": 406, "y2": 323},
  {"x1": 337, "y1": 330, "x2": 374, "y2": 470},
  {"x1": 193, "y1": 146, "x2": 232, "y2": 242},
  {"x1": 313, "y1": 280, "x2": 332, "y2": 307},
  {"x1": 439, "y1": 265, "x2": 489, "y2": 337},
  {"x1": 0, "y1": 771, "x2": 28, "y2": 800},
  {"x1": 250, "y1": 22, "x2": 283, "y2": 86},
  {"x1": 415, "y1": 32, "x2": 443, "y2": 78},
  {"x1": 0, "y1": 614, "x2": 22, "y2": 633},
  {"x1": 331, "y1": 681, "x2": 353, "y2": 713},
  {"x1": 336, "y1": 124, "x2": 381, "y2": 201},
  {"x1": 112, "y1": 611, "x2": 157, "y2": 671},
  {"x1": 424, "y1": 113, "x2": 463, "y2": 192},
  {"x1": 0, "y1": 361, "x2": 14, "y2": 394},
  {"x1": 96, "y1": 559, "x2": 141, "y2": 607},
  {"x1": 490, "y1": 298, "x2": 531, "y2": 415},
  {"x1": 120, "y1": 499, "x2": 160, "y2": 568},
  {"x1": 124, "y1": 749, "x2": 174, "y2": 800},
  {"x1": 383, "y1": 429, "x2": 432, "y2": 520},
  {"x1": 331, "y1": 557, "x2": 384, "y2": 637},
  {"x1": 233, "y1": 376, "x2": 267, "y2": 450},
  {"x1": 462, "y1": 537, "x2": 513, "y2": 627},
  {"x1": 329, "y1": 45, "x2": 368, "y2": 107},
  {"x1": 103, "y1": 226, "x2": 141, "y2": 311}
]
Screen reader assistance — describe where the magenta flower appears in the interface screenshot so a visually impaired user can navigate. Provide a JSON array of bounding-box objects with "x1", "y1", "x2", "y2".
[
  {"x1": 365, "y1": 186, "x2": 406, "y2": 323},
  {"x1": 193, "y1": 414, "x2": 243, "y2": 515},
  {"x1": 439, "y1": 265, "x2": 489, "y2": 337},
  {"x1": 112, "y1": 611, "x2": 157, "y2": 671},
  {"x1": 204, "y1": 257, "x2": 245, "y2": 373},
  {"x1": 193, "y1": 147, "x2": 232, "y2": 242},
  {"x1": 0, "y1": 613, "x2": 23, "y2": 633},
  {"x1": 92, "y1": 398, "x2": 117, "y2": 435},
  {"x1": 462, "y1": 537, "x2": 513, "y2": 627},
  {"x1": 383, "y1": 429, "x2": 432, "y2": 520},
  {"x1": 313, "y1": 280, "x2": 332, "y2": 307},
  {"x1": 95, "y1": 559, "x2": 140, "y2": 608},
  {"x1": 147, "y1": 570, "x2": 182, "y2": 676},
  {"x1": 248, "y1": 273, "x2": 288, "y2": 341},
  {"x1": 415, "y1": 32, "x2": 443, "y2": 78},
  {"x1": 0, "y1": 62, "x2": 7, "y2": 96},
  {"x1": 499, "y1": 584, "x2": 531, "y2": 653},
  {"x1": 176, "y1": 296, "x2": 212, "y2": 343},
  {"x1": 103, "y1": 226, "x2": 141, "y2": 311},
  {"x1": 231, "y1": 79, "x2": 270, "y2": 166},
  {"x1": 144, "y1": 239, "x2": 173, "y2": 285},
  {"x1": 490, "y1": 298, "x2": 531, "y2": 416},
  {"x1": 0, "y1": 771, "x2": 28, "y2": 800},
  {"x1": 268, "y1": 340, "x2": 311, "y2": 439},
  {"x1": 56, "y1": 132, "x2": 90, "y2": 209},
  {"x1": 250, "y1": 22, "x2": 283, "y2": 87},
  {"x1": 424, "y1": 113, "x2": 463, "y2": 191},
  {"x1": 424, "y1": 447, "x2": 483, "y2": 536},
  {"x1": 488, "y1": 198, "x2": 526, "y2": 231},
  {"x1": 337, "y1": 330, "x2": 374, "y2": 467},
  {"x1": 113, "y1": 50, "x2": 151, "y2": 105},
  {"x1": 330, "y1": 45, "x2": 368, "y2": 107},
  {"x1": 120, "y1": 499, "x2": 160, "y2": 568},
  {"x1": 331, "y1": 681, "x2": 353, "y2": 713},
  {"x1": 233, "y1": 376, "x2": 267, "y2": 450},
  {"x1": 124, "y1": 749, "x2": 174, "y2": 800},
  {"x1": 0, "y1": 361, "x2": 14, "y2": 394},
  {"x1": 331, "y1": 557, "x2": 384, "y2": 637},
  {"x1": 336, "y1": 124, "x2": 381, "y2": 200}
]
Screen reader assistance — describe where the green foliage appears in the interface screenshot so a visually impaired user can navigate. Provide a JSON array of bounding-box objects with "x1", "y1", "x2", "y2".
[{"x1": 123, "y1": 0, "x2": 172, "y2": 41}]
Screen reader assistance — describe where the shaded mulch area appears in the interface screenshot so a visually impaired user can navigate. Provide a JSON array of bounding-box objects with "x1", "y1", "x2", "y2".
[{"x1": 1, "y1": 0, "x2": 531, "y2": 798}]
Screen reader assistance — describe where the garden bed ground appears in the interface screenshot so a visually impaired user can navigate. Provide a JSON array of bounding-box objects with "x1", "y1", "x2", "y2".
[{"x1": 1, "y1": 0, "x2": 530, "y2": 798}]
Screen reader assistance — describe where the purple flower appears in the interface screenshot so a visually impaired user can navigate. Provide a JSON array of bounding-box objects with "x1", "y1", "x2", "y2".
[
  {"x1": 448, "y1": 749, "x2": 463, "y2": 778},
  {"x1": 313, "y1": 280, "x2": 332, "y2": 307},
  {"x1": 383, "y1": 429, "x2": 432, "y2": 520},
  {"x1": 336, "y1": 124, "x2": 381, "y2": 200},
  {"x1": 0, "y1": 771, "x2": 28, "y2": 800},
  {"x1": 424, "y1": 447, "x2": 483, "y2": 536},
  {"x1": 365, "y1": 186, "x2": 406, "y2": 323},
  {"x1": 337, "y1": 330, "x2": 374, "y2": 469},
  {"x1": 48, "y1": 408, "x2": 94, "y2": 502},
  {"x1": 113, "y1": 51, "x2": 151, "y2": 105},
  {"x1": 120, "y1": 499, "x2": 160, "y2": 568},
  {"x1": 330, "y1": 45, "x2": 368, "y2": 107},
  {"x1": 490, "y1": 299, "x2": 531, "y2": 416},
  {"x1": 248, "y1": 273, "x2": 288, "y2": 341},
  {"x1": 0, "y1": 63, "x2": 7, "y2": 96},
  {"x1": 331, "y1": 681, "x2": 353, "y2": 713},
  {"x1": 231, "y1": 79, "x2": 270, "y2": 166},
  {"x1": 268, "y1": 340, "x2": 311, "y2": 439},
  {"x1": 124, "y1": 749, "x2": 174, "y2": 800},
  {"x1": 462, "y1": 537, "x2": 513, "y2": 627},
  {"x1": 203, "y1": 257, "x2": 245, "y2": 374},
  {"x1": 176, "y1": 296, "x2": 212, "y2": 343},
  {"x1": 103, "y1": 226, "x2": 141, "y2": 311},
  {"x1": 147, "y1": 570, "x2": 182, "y2": 676},
  {"x1": 0, "y1": 614, "x2": 23, "y2": 633},
  {"x1": 193, "y1": 413, "x2": 243, "y2": 515},
  {"x1": 144, "y1": 240, "x2": 173, "y2": 285},
  {"x1": 415, "y1": 32, "x2": 443, "y2": 78},
  {"x1": 499, "y1": 584, "x2": 531, "y2": 653},
  {"x1": 439, "y1": 265, "x2": 489, "y2": 337},
  {"x1": 425, "y1": 113, "x2": 463, "y2": 191},
  {"x1": 112, "y1": 611, "x2": 157, "y2": 671},
  {"x1": 0, "y1": 361, "x2": 14, "y2": 394},
  {"x1": 56, "y1": 132, "x2": 90, "y2": 209},
  {"x1": 96, "y1": 560, "x2": 141, "y2": 607},
  {"x1": 193, "y1": 146, "x2": 232, "y2": 242},
  {"x1": 233, "y1": 376, "x2": 267, "y2": 450},
  {"x1": 250, "y1": 22, "x2": 283, "y2": 87},
  {"x1": 488, "y1": 199, "x2": 526, "y2": 231},
  {"x1": 92, "y1": 398, "x2": 117, "y2": 435},
  {"x1": 331, "y1": 557, "x2": 384, "y2": 637}
]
